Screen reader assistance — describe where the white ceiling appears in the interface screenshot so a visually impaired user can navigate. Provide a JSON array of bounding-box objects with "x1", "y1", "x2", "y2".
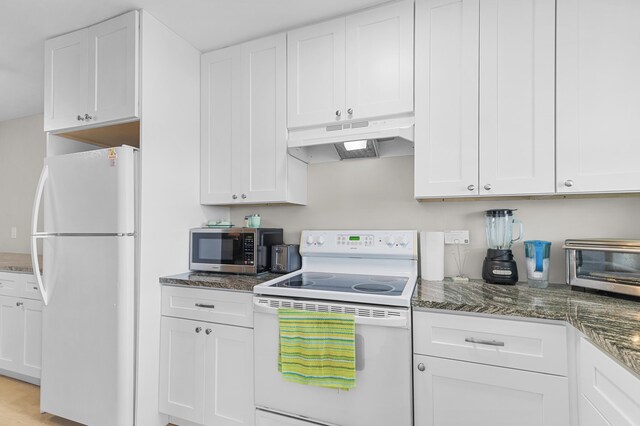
[{"x1": 0, "y1": 0, "x2": 389, "y2": 123}]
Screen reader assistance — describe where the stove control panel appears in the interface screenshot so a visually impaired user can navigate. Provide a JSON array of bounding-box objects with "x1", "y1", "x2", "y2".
[{"x1": 301, "y1": 230, "x2": 417, "y2": 258}]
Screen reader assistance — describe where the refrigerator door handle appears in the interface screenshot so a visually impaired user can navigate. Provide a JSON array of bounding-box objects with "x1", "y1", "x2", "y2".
[{"x1": 31, "y1": 165, "x2": 50, "y2": 306}]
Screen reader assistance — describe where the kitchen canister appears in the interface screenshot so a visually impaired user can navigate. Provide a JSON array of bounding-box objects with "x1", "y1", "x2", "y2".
[{"x1": 420, "y1": 231, "x2": 445, "y2": 281}]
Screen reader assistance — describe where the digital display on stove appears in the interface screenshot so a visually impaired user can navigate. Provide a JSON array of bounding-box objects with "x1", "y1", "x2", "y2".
[
  {"x1": 349, "y1": 236, "x2": 360, "y2": 241},
  {"x1": 269, "y1": 272, "x2": 408, "y2": 296}
]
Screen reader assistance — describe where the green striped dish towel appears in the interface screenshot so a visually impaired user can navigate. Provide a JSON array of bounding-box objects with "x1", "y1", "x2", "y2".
[{"x1": 278, "y1": 308, "x2": 356, "y2": 390}]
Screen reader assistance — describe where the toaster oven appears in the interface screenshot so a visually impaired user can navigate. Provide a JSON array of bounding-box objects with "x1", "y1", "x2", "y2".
[{"x1": 564, "y1": 239, "x2": 640, "y2": 297}]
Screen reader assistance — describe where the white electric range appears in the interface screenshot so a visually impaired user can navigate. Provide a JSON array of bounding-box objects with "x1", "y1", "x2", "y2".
[{"x1": 253, "y1": 230, "x2": 418, "y2": 426}]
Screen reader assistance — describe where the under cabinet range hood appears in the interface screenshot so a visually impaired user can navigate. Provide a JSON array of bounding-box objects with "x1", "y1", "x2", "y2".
[{"x1": 287, "y1": 116, "x2": 414, "y2": 163}]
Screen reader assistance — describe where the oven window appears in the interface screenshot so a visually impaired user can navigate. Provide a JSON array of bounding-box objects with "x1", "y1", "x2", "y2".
[
  {"x1": 192, "y1": 233, "x2": 245, "y2": 265},
  {"x1": 576, "y1": 250, "x2": 640, "y2": 287}
]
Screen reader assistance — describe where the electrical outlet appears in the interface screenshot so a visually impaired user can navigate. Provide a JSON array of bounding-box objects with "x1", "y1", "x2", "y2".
[
  {"x1": 444, "y1": 230, "x2": 469, "y2": 244},
  {"x1": 10, "y1": 227, "x2": 17, "y2": 239}
]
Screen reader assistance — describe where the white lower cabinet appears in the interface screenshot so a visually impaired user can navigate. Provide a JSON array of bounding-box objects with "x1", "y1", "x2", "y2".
[
  {"x1": 414, "y1": 354, "x2": 569, "y2": 426},
  {"x1": 159, "y1": 287, "x2": 254, "y2": 426},
  {"x1": 413, "y1": 311, "x2": 570, "y2": 426},
  {"x1": 578, "y1": 337, "x2": 640, "y2": 425},
  {"x1": 0, "y1": 272, "x2": 43, "y2": 382}
]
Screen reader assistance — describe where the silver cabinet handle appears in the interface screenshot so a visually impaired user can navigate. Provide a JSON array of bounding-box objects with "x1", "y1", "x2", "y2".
[
  {"x1": 77, "y1": 115, "x2": 85, "y2": 121},
  {"x1": 467, "y1": 184, "x2": 476, "y2": 191},
  {"x1": 564, "y1": 179, "x2": 574, "y2": 188},
  {"x1": 16, "y1": 302, "x2": 23, "y2": 307},
  {"x1": 84, "y1": 113, "x2": 93, "y2": 120},
  {"x1": 347, "y1": 108, "x2": 353, "y2": 115},
  {"x1": 417, "y1": 363, "x2": 426, "y2": 372},
  {"x1": 465, "y1": 337, "x2": 505, "y2": 347},
  {"x1": 232, "y1": 194, "x2": 238, "y2": 200},
  {"x1": 483, "y1": 184, "x2": 492, "y2": 191},
  {"x1": 205, "y1": 328, "x2": 212, "y2": 335},
  {"x1": 195, "y1": 303, "x2": 215, "y2": 309},
  {"x1": 241, "y1": 194, "x2": 247, "y2": 199},
  {"x1": 335, "y1": 110, "x2": 341, "y2": 117},
  {"x1": 195, "y1": 327, "x2": 202, "y2": 333}
]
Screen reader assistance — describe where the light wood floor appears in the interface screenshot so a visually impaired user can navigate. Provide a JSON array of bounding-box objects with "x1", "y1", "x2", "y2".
[{"x1": 0, "y1": 375, "x2": 82, "y2": 425}]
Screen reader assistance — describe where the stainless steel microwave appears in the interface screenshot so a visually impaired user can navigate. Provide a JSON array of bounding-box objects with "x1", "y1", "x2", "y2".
[
  {"x1": 565, "y1": 239, "x2": 640, "y2": 297},
  {"x1": 190, "y1": 228, "x2": 283, "y2": 274}
]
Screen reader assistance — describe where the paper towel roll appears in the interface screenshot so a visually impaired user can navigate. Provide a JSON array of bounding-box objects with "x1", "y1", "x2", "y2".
[{"x1": 421, "y1": 231, "x2": 445, "y2": 281}]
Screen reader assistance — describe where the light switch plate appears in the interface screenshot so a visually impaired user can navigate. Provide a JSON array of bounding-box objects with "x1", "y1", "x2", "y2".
[{"x1": 444, "y1": 230, "x2": 469, "y2": 244}]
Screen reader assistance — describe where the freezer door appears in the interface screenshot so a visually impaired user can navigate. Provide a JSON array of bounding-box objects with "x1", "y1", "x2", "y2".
[
  {"x1": 43, "y1": 146, "x2": 135, "y2": 234},
  {"x1": 40, "y1": 235, "x2": 134, "y2": 426}
]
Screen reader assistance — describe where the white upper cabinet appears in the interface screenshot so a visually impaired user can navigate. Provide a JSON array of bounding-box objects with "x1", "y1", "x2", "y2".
[
  {"x1": 201, "y1": 33, "x2": 307, "y2": 205},
  {"x1": 345, "y1": 1, "x2": 414, "y2": 121},
  {"x1": 287, "y1": 0, "x2": 414, "y2": 128},
  {"x1": 44, "y1": 11, "x2": 139, "y2": 132},
  {"x1": 478, "y1": 0, "x2": 555, "y2": 196},
  {"x1": 287, "y1": 19, "x2": 346, "y2": 128},
  {"x1": 201, "y1": 45, "x2": 241, "y2": 205},
  {"x1": 556, "y1": 0, "x2": 640, "y2": 194},
  {"x1": 415, "y1": 0, "x2": 555, "y2": 198},
  {"x1": 414, "y1": 0, "x2": 480, "y2": 197}
]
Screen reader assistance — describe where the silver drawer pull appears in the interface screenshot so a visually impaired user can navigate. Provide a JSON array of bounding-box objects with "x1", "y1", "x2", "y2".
[
  {"x1": 195, "y1": 303, "x2": 216, "y2": 309},
  {"x1": 465, "y1": 337, "x2": 505, "y2": 347}
]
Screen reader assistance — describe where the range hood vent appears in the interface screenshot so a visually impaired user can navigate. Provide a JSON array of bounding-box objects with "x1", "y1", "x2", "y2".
[{"x1": 287, "y1": 115, "x2": 414, "y2": 164}]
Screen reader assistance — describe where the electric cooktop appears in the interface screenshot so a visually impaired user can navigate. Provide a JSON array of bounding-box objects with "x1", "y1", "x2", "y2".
[{"x1": 267, "y1": 272, "x2": 408, "y2": 296}]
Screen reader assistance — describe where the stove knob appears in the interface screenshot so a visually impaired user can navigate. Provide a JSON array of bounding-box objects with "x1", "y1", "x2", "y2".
[
  {"x1": 317, "y1": 236, "x2": 325, "y2": 246},
  {"x1": 397, "y1": 236, "x2": 410, "y2": 247},
  {"x1": 385, "y1": 236, "x2": 395, "y2": 247},
  {"x1": 306, "y1": 235, "x2": 315, "y2": 245}
]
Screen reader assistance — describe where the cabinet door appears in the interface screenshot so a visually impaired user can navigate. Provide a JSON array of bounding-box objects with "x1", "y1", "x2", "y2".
[
  {"x1": 478, "y1": 0, "x2": 555, "y2": 195},
  {"x1": 414, "y1": 354, "x2": 570, "y2": 426},
  {"x1": 44, "y1": 28, "x2": 89, "y2": 131},
  {"x1": 238, "y1": 34, "x2": 288, "y2": 204},
  {"x1": 201, "y1": 46, "x2": 242, "y2": 204},
  {"x1": 19, "y1": 299, "x2": 42, "y2": 378},
  {"x1": 345, "y1": 0, "x2": 414, "y2": 121},
  {"x1": 557, "y1": 0, "x2": 640, "y2": 193},
  {"x1": 204, "y1": 323, "x2": 254, "y2": 426},
  {"x1": 0, "y1": 297, "x2": 20, "y2": 371},
  {"x1": 287, "y1": 18, "x2": 346, "y2": 128},
  {"x1": 414, "y1": 0, "x2": 479, "y2": 198},
  {"x1": 87, "y1": 10, "x2": 139, "y2": 125},
  {"x1": 158, "y1": 317, "x2": 206, "y2": 424},
  {"x1": 578, "y1": 337, "x2": 640, "y2": 425}
]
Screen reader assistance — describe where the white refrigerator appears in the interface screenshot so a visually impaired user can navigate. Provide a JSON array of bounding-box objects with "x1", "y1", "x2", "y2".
[{"x1": 31, "y1": 146, "x2": 137, "y2": 425}]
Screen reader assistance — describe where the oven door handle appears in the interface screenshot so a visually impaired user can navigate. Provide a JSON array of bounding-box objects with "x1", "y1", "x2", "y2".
[{"x1": 253, "y1": 297, "x2": 409, "y2": 328}]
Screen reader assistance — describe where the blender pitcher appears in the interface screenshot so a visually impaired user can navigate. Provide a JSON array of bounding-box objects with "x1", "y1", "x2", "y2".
[{"x1": 485, "y1": 209, "x2": 523, "y2": 249}]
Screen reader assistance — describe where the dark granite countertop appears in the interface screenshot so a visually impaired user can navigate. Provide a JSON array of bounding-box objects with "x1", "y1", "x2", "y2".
[
  {"x1": 0, "y1": 252, "x2": 40, "y2": 273},
  {"x1": 413, "y1": 279, "x2": 640, "y2": 377},
  {"x1": 160, "y1": 271, "x2": 283, "y2": 292}
]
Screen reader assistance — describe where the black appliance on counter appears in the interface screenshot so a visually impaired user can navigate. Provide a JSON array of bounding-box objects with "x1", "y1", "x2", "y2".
[{"x1": 482, "y1": 209, "x2": 523, "y2": 285}]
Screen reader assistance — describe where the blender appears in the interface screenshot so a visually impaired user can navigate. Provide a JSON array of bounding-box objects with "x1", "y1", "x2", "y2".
[{"x1": 482, "y1": 209, "x2": 523, "y2": 284}]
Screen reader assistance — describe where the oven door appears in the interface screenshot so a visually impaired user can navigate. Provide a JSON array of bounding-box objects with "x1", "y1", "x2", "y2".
[
  {"x1": 253, "y1": 296, "x2": 412, "y2": 426},
  {"x1": 190, "y1": 229, "x2": 254, "y2": 273}
]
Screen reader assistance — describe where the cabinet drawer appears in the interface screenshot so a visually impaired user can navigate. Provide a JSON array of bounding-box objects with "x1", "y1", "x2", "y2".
[
  {"x1": 413, "y1": 311, "x2": 568, "y2": 376},
  {"x1": 0, "y1": 272, "x2": 24, "y2": 297},
  {"x1": 22, "y1": 276, "x2": 41, "y2": 300},
  {"x1": 161, "y1": 285, "x2": 253, "y2": 328}
]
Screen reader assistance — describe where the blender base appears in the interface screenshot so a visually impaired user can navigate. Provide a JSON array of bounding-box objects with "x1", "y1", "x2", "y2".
[{"x1": 482, "y1": 249, "x2": 519, "y2": 285}]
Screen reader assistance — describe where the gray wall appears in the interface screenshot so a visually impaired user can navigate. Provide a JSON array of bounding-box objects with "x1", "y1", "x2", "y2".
[
  {"x1": 230, "y1": 155, "x2": 640, "y2": 284},
  {"x1": 0, "y1": 114, "x2": 46, "y2": 253}
]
